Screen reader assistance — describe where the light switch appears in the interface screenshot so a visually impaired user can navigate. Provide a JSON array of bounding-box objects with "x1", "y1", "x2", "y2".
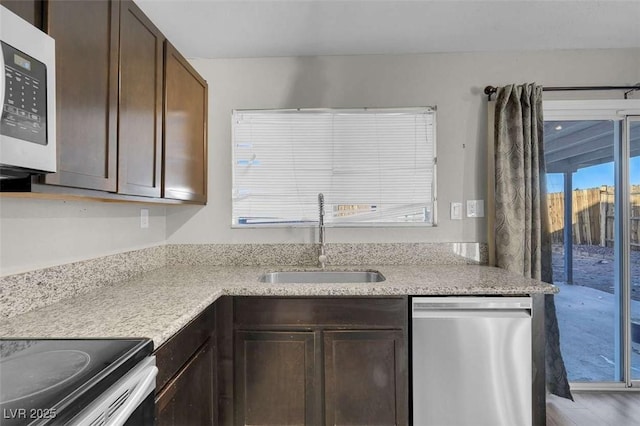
[
  {"x1": 466, "y1": 200, "x2": 484, "y2": 218},
  {"x1": 450, "y1": 202, "x2": 463, "y2": 220},
  {"x1": 140, "y1": 208, "x2": 149, "y2": 229}
]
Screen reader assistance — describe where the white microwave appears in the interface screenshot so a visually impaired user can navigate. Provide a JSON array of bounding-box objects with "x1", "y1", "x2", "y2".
[{"x1": 0, "y1": 5, "x2": 55, "y2": 179}]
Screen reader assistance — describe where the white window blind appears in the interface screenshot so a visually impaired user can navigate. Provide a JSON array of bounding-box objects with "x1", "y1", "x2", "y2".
[{"x1": 232, "y1": 108, "x2": 436, "y2": 226}]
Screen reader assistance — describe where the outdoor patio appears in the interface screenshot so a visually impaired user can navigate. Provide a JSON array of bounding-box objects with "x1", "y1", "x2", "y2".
[{"x1": 552, "y1": 245, "x2": 640, "y2": 382}]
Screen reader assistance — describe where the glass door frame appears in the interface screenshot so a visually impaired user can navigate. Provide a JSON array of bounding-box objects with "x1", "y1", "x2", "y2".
[
  {"x1": 625, "y1": 115, "x2": 640, "y2": 388},
  {"x1": 544, "y1": 100, "x2": 640, "y2": 390}
]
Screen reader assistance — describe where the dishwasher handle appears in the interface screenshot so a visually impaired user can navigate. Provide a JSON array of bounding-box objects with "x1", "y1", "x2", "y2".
[
  {"x1": 412, "y1": 296, "x2": 532, "y2": 313},
  {"x1": 413, "y1": 309, "x2": 531, "y2": 319}
]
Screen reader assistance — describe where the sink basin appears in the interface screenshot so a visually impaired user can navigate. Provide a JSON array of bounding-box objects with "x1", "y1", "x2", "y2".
[{"x1": 259, "y1": 270, "x2": 386, "y2": 284}]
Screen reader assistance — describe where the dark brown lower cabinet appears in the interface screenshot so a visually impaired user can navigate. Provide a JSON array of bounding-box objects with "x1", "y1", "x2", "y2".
[
  {"x1": 155, "y1": 297, "x2": 408, "y2": 426},
  {"x1": 235, "y1": 331, "x2": 321, "y2": 425},
  {"x1": 156, "y1": 339, "x2": 215, "y2": 426},
  {"x1": 324, "y1": 330, "x2": 407, "y2": 426},
  {"x1": 231, "y1": 297, "x2": 409, "y2": 426},
  {"x1": 155, "y1": 301, "x2": 216, "y2": 426}
]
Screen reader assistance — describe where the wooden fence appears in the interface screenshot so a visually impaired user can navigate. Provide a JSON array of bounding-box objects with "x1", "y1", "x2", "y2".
[{"x1": 547, "y1": 185, "x2": 640, "y2": 249}]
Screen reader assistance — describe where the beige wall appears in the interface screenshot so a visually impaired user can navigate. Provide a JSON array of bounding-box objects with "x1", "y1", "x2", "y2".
[
  {"x1": 0, "y1": 198, "x2": 166, "y2": 275},
  {"x1": 166, "y1": 48, "x2": 640, "y2": 244},
  {"x1": 1, "y1": 48, "x2": 638, "y2": 274}
]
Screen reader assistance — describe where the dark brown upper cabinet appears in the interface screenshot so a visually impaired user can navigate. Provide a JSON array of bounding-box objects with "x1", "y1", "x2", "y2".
[
  {"x1": 43, "y1": 0, "x2": 120, "y2": 192},
  {"x1": 163, "y1": 42, "x2": 208, "y2": 203},
  {"x1": 4, "y1": 0, "x2": 208, "y2": 204},
  {"x1": 117, "y1": 0, "x2": 163, "y2": 197},
  {"x1": 0, "y1": 0, "x2": 43, "y2": 29}
]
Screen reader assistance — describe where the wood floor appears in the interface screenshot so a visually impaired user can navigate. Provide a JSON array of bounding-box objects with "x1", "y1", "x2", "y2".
[{"x1": 547, "y1": 391, "x2": 640, "y2": 426}]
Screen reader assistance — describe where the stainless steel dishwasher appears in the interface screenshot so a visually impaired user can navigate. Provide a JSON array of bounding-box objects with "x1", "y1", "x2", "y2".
[{"x1": 411, "y1": 296, "x2": 532, "y2": 426}]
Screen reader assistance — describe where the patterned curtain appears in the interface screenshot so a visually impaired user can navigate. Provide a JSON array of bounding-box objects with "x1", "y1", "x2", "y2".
[{"x1": 494, "y1": 83, "x2": 573, "y2": 400}]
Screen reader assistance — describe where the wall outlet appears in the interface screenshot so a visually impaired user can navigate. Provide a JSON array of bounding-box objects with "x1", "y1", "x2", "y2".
[
  {"x1": 140, "y1": 208, "x2": 149, "y2": 229},
  {"x1": 466, "y1": 200, "x2": 484, "y2": 218},
  {"x1": 450, "y1": 202, "x2": 463, "y2": 220}
]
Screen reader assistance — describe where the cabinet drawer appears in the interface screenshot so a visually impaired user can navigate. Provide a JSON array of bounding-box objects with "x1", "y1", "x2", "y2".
[
  {"x1": 154, "y1": 303, "x2": 215, "y2": 390},
  {"x1": 234, "y1": 297, "x2": 407, "y2": 329}
]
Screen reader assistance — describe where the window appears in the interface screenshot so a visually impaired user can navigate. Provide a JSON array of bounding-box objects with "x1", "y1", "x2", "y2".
[{"x1": 232, "y1": 107, "x2": 437, "y2": 226}]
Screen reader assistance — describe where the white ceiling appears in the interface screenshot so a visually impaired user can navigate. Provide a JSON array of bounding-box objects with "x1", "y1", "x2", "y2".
[{"x1": 136, "y1": 0, "x2": 640, "y2": 59}]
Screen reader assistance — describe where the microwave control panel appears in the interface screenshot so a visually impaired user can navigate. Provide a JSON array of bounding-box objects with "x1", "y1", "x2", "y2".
[{"x1": 1, "y1": 41, "x2": 47, "y2": 146}]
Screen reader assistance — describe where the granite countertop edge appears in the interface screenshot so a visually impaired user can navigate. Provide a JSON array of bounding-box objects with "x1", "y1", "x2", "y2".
[{"x1": 0, "y1": 264, "x2": 557, "y2": 349}]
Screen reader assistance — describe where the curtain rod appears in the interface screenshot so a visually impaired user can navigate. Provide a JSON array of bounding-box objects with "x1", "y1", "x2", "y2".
[{"x1": 483, "y1": 84, "x2": 640, "y2": 100}]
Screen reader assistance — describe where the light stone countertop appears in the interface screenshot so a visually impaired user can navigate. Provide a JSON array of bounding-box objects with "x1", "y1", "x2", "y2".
[{"x1": 0, "y1": 264, "x2": 557, "y2": 349}]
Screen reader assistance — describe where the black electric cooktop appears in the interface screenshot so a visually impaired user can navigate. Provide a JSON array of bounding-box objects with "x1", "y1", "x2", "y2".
[{"x1": 0, "y1": 339, "x2": 152, "y2": 426}]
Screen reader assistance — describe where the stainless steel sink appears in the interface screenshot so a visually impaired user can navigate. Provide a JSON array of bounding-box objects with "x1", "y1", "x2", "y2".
[{"x1": 258, "y1": 270, "x2": 386, "y2": 283}]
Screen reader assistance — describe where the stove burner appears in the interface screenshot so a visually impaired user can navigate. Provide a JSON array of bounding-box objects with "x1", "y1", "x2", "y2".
[{"x1": 0, "y1": 349, "x2": 91, "y2": 404}]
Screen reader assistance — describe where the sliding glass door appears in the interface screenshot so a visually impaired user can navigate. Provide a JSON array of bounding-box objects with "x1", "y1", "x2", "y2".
[
  {"x1": 545, "y1": 119, "x2": 619, "y2": 383},
  {"x1": 544, "y1": 101, "x2": 640, "y2": 389}
]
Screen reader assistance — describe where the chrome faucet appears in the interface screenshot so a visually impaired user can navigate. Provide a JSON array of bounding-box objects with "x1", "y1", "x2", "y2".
[{"x1": 318, "y1": 193, "x2": 327, "y2": 269}]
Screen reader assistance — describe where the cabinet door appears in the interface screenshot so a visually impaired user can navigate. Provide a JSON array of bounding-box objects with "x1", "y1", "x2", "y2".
[
  {"x1": 0, "y1": 0, "x2": 43, "y2": 28},
  {"x1": 117, "y1": 0, "x2": 163, "y2": 197},
  {"x1": 163, "y1": 42, "x2": 207, "y2": 203},
  {"x1": 324, "y1": 330, "x2": 408, "y2": 426},
  {"x1": 235, "y1": 331, "x2": 321, "y2": 425},
  {"x1": 156, "y1": 339, "x2": 215, "y2": 426},
  {"x1": 44, "y1": 0, "x2": 119, "y2": 191}
]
